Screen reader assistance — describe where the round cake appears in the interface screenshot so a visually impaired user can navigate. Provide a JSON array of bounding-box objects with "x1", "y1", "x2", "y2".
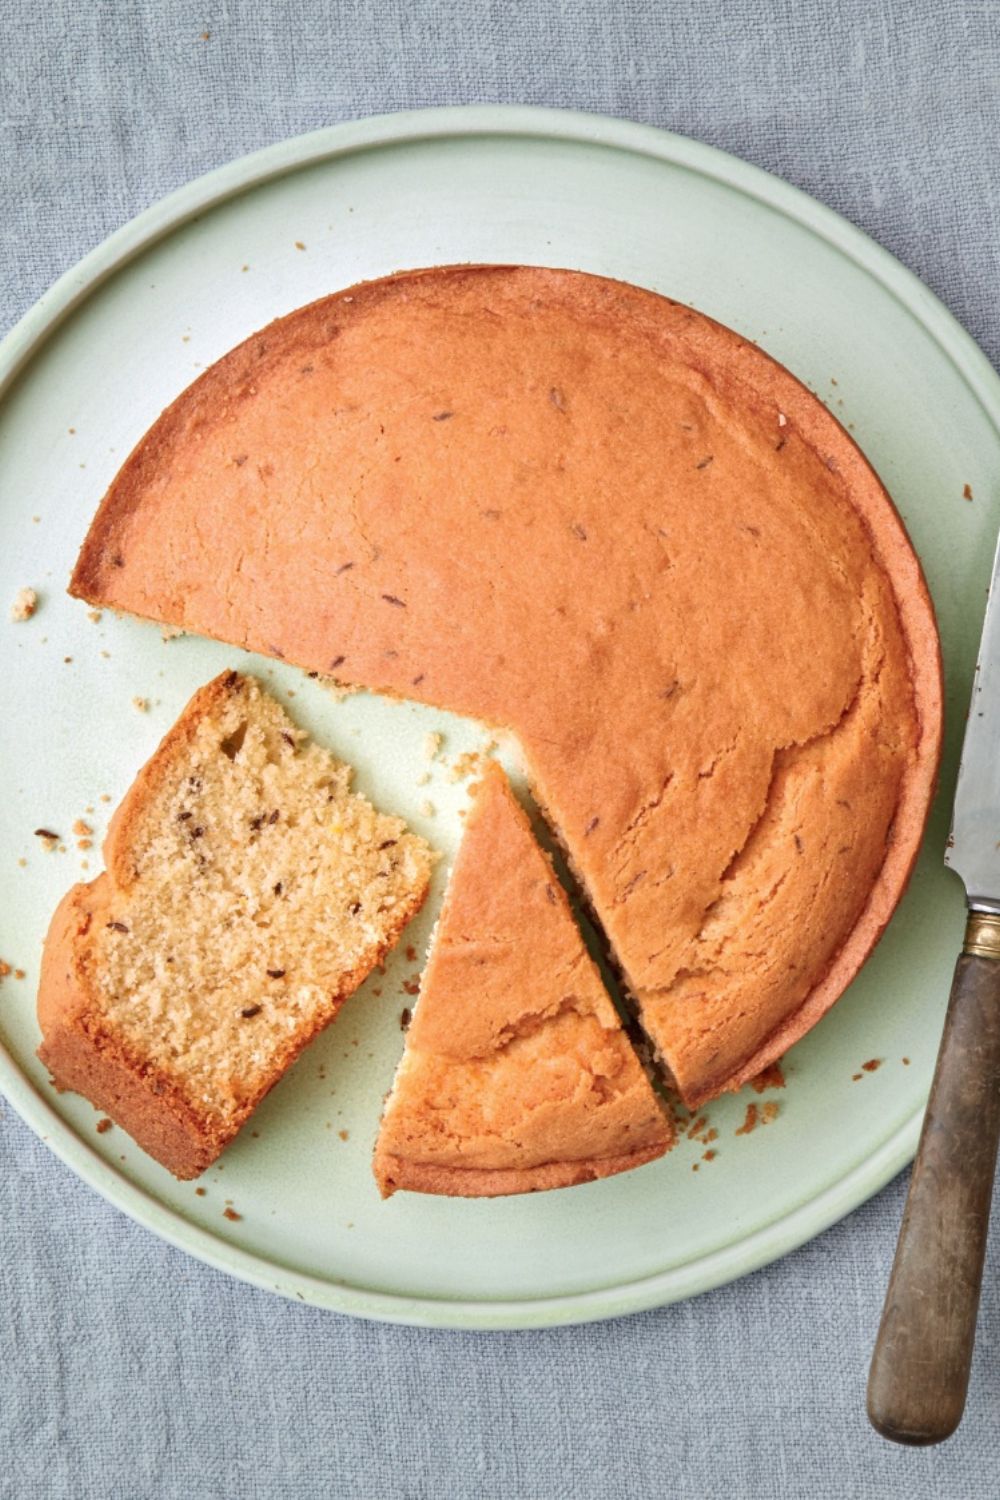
[{"x1": 70, "y1": 266, "x2": 943, "y2": 1107}]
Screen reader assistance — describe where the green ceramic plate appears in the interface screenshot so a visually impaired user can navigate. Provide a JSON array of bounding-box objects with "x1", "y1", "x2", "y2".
[{"x1": 0, "y1": 107, "x2": 993, "y2": 1328}]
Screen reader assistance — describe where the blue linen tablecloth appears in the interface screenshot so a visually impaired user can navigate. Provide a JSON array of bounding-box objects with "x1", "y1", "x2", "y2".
[{"x1": 3, "y1": 2, "x2": 1000, "y2": 1495}]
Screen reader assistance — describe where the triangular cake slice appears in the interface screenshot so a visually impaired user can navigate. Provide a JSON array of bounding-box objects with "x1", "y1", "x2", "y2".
[
  {"x1": 38, "y1": 671, "x2": 433, "y2": 1178},
  {"x1": 374, "y1": 764, "x2": 672, "y2": 1197}
]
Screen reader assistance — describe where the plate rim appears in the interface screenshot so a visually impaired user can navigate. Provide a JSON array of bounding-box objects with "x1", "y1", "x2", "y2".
[{"x1": 1, "y1": 103, "x2": 993, "y2": 1329}]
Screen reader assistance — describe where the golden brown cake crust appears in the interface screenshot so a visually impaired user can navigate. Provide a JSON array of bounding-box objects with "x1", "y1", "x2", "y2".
[
  {"x1": 373, "y1": 765, "x2": 672, "y2": 1198},
  {"x1": 374, "y1": 1145, "x2": 668, "y2": 1199},
  {"x1": 37, "y1": 672, "x2": 431, "y2": 1178},
  {"x1": 70, "y1": 266, "x2": 943, "y2": 1107}
]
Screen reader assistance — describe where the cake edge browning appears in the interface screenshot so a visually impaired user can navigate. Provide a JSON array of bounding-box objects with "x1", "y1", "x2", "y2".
[
  {"x1": 664, "y1": 320, "x2": 944, "y2": 1108},
  {"x1": 373, "y1": 1142, "x2": 668, "y2": 1199}
]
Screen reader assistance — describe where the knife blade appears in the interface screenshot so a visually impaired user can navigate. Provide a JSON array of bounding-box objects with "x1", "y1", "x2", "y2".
[
  {"x1": 945, "y1": 532, "x2": 1000, "y2": 906},
  {"x1": 869, "y1": 531, "x2": 1000, "y2": 1445}
]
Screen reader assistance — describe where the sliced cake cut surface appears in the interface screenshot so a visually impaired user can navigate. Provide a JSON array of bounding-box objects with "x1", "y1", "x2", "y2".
[
  {"x1": 37, "y1": 671, "x2": 433, "y2": 1178},
  {"x1": 374, "y1": 764, "x2": 672, "y2": 1198},
  {"x1": 69, "y1": 266, "x2": 943, "y2": 1106}
]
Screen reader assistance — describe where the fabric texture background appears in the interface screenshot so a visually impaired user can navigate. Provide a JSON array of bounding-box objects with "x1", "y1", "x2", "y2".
[{"x1": 3, "y1": 2, "x2": 1000, "y2": 1495}]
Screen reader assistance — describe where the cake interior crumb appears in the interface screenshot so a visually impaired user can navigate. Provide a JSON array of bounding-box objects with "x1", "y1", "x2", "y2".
[{"x1": 91, "y1": 676, "x2": 433, "y2": 1128}]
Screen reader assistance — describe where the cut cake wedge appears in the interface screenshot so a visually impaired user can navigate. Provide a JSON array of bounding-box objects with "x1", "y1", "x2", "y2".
[
  {"x1": 374, "y1": 764, "x2": 672, "y2": 1197},
  {"x1": 37, "y1": 671, "x2": 433, "y2": 1178}
]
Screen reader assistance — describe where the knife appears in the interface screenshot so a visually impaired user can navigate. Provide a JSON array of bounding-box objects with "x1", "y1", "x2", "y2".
[{"x1": 868, "y1": 535, "x2": 1000, "y2": 1445}]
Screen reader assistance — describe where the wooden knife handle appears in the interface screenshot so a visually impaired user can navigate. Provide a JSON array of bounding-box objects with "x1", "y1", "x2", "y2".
[{"x1": 868, "y1": 911, "x2": 1000, "y2": 1444}]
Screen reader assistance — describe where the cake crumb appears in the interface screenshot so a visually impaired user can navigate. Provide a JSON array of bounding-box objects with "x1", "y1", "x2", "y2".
[
  {"x1": 749, "y1": 1061, "x2": 785, "y2": 1093},
  {"x1": 963, "y1": 483, "x2": 974, "y2": 501},
  {"x1": 195, "y1": 1187, "x2": 206, "y2": 1196},
  {"x1": 861, "y1": 1058, "x2": 882, "y2": 1073},
  {"x1": 320, "y1": 675, "x2": 355, "y2": 702},
  {"x1": 702, "y1": 1149, "x2": 717, "y2": 1162},
  {"x1": 691, "y1": 1162, "x2": 700, "y2": 1172},
  {"x1": 34, "y1": 829, "x2": 60, "y2": 852},
  {"x1": 419, "y1": 799, "x2": 435, "y2": 817},
  {"x1": 405, "y1": 946, "x2": 417, "y2": 962},
  {"x1": 77, "y1": 839, "x2": 92, "y2": 851},
  {"x1": 735, "y1": 1102, "x2": 759, "y2": 1136},
  {"x1": 761, "y1": 1101, "x2": 780, "y2": 1125},
  {"x1": 222, "y1": 1207, "x2": 242, "y2": 1221},
  {"x1": 10, "y1": 587, "x2": 38, "y2": 622},
  {"x1": 416, "y1": 771, "x2": 431, "y2": 787},
  {"x1": 95, "y1": 1118, "x2": 112, "y2": 1134},
  {"x1": 0, "y1": 960, "x2": 10, "y2": 979},
  {"x1": 403, "y1": 978, "x2": 420, "y2": 996},
  {"x1": 400, "y1": 1007, "x2": 412, "y2": 1030},
  {"x1": 99, "y1": 794, "x2": 111, "y2": 803},
  {"x1": 449, "y1": 752, "x2": 477, "y2": 781},
  {"x1": 72, "y1": 819, "x2": 92, "y2": 838},
  {"x1": 338, "y1": 1129, "x2": 349, "y2": 1141},
  {"x1": 14, "y1": 969, "x2": 25, "y2": 980},
  {"x1": 132, "y1": 697, "x2": 150, "y2": 713},
  {"x1": 295, "y1": 241, "x2": 306, "y2": 251},
  {"x1": 686, "y1": 1114, "x2": 709, "y2": 1140},
  {"x1": 424, "y1": 731, "x2": 442, "y2": 761},
  {"x1": 17, "y1": 858, "x2": 27, "y2": 868},
  {"x1": 852, "y1": 1072, "x2": 863, "y2": 1081},
  {"x1": 87, "y1": 609, "x2": 103, "y2": 623},
  {"x1": 902, "y1": 1056, "x2": 911, "y2": 1065}
]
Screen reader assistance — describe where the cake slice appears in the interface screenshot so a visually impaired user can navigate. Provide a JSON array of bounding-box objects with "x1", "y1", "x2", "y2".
[
  {"x1": 374, "y1": 764, "x2": 672, "y2": 1197},
  {"x1": 38, "y1": 671, "x2": 433, "y2": 1178}
]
